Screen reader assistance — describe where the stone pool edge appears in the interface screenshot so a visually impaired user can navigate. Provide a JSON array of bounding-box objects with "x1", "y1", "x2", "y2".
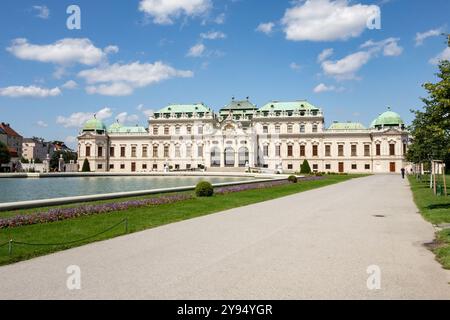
[{"x1": 0, "y1": 174, "x2": 292, "y2": 211}]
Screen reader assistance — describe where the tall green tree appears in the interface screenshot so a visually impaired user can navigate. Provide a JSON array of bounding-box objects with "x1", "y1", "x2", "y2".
[
  {"x1": 407, "y1": 58, "x2": 450, "y2": 169},
  {"x1": 300, "y1": 160, "x2": 312, "y2": 174},
  {"x1": 81, "y1": 159, "x2": 91, "y2": 172},
  {"x1": 0, "y1": 141, "x2": 11, "y2": 165}
]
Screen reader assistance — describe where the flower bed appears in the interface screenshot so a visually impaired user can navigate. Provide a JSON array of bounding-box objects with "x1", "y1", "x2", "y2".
[
  {"x1": 0, "y1": 194, "x2": 193, "y2": 229},
  {"x1": 0, "y1": 176, "x2": 324, "y2": 229}
]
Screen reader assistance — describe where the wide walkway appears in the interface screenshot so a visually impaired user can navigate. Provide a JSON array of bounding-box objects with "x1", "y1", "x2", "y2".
[{"x1": 0, "y1": 175, "x2": 449, "y2": 299}]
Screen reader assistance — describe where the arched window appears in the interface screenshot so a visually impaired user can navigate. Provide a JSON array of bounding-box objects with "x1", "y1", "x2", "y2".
[
  {"x1": 238, "y1": 147, "x2": 249, "y2": 167},
  {"x1": 224, "y1": 148, "x2": 235, "y2": 167},
  {"x1": 211, "y1": 147, "x2": 221, "y2": 167}
]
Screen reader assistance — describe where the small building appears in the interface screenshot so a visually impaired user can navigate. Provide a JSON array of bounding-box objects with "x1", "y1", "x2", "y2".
[
  {"x1": 0, "y1": 122, "x2": 23, "y2": 171},
  {"x1": 22, "y1": 138, "x2": 53, "y2": 162}
]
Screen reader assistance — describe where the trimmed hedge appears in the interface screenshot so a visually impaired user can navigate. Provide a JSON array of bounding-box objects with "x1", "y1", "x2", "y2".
[{"x1": 195, "y1": 181, "x2": 214, "y2": 197}]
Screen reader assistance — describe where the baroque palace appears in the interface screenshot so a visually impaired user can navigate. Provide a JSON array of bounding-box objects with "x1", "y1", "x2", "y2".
[{"x1": 77, "y1": 99, "x2": 409, "y2": 174}]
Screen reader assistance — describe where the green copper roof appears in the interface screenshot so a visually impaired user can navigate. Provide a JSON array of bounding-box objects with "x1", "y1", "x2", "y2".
[
  {"x1": 259, "y1": 100, "x2": 320, "y2": 112},
  {"x1": 372, "y1": 108, "x2": 404, "y2": 127},
  {"x1": 221, "y1": 100, "x2": 257, "y2": 111},
  {"x1": 328, "y1": 122, "x2": 367, "y2": 130},
  {"x1": 83, "y1": 117, "x2": 107, "y2": 132},
  {"x1": 156, "y1": 103, "x2": 212, "y2": 114}
]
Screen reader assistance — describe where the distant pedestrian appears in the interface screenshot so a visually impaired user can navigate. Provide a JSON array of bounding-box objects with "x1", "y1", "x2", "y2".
[{"x1": 401, "y1": 168, "x2": 406, "y2": 179}]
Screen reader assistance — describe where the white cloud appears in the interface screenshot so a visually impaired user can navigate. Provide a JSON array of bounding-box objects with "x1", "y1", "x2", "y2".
[
  {"x1": 56, "y1": 107, "x2": 112, "y2": 128},
  {"x1": 187, "y1": 43, "x2": 206, "y2": 57},
  {"x1": 79, "y1": 61, "x2": 193, "y2": 96},
  {"x1": 429, "y1": 47, "x2": 450, "y2": 65},
  {"x1": 104, "y1": 45, "x2": 119, "y2": 54},
  {"x1": 37, "y1": 120, "x2": 48, "y2": 128},
  {"x1": 0, "y1": 85, "x2": 61, "y2": 98},
  {"x1": 415, "y1": 27, "x2": 444, "y2": 46},
  {"x1": 313, "y1": 83, "x2": 343, "y2": 93},
  {"x1": 116, "y1": 112, "x2": 140, "y2": 125},
  {"x1": 256, "y1": 22, "x2": 275, "y2": 35},
  {"x1": 290, "y1": 62, "x2": 301, "y2": 71},
  {"x1": 321, "y1": 38, "x2": 402, "y2": 80},
  {"x1": 86, "y1": 83, "x2": 134, "y2": 96},
  {"x1": 138, "y1": 0, "x2": 212, "y2": 25},
  {"x1": 321, "y1": 51, "x2": 371, "y2": 80},
  {"x1": 62, "y1": 80, "x2": 78, "y2": 90},
  {"x1": 200, "y1": 31, "x2": 226, "y2": 40},
  {"x1": 360, "y1": 38, "x2": 403, "y2": 57},
  {"x1": 137, "y1": 104, "x2": 155, "y2": 117},
  {"x1": 32, "y1": 5, "x2": 50, "y2": 19},
  {"x1": 281, "y1": 0, "x2": 379, "y2": 41},
  {"x1": 317, "y1": 48, "x2": 334, "y2": 63},
  {"x1": 214, "y1": 13, "x2": 226, "y2": 25},
  {"x1": 7, "y1": 38, "x2": 110, "y2": 66}
]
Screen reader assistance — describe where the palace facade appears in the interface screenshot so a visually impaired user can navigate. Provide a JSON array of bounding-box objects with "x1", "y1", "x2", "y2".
[{"x1": 77, "y1": 99, "x2": 409, "y2": 174}]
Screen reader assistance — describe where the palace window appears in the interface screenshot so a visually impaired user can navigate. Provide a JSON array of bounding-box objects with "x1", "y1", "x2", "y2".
[
  {"x1": 389, "y1": 144, "x2": 395, "y2": 156},
  {"x1": 352, "y1": 164, "x2": 357, "y2": 170},
  {"x1": 85, "y1": 146, "x2": 91, "y2": 157},
  {"x1": 187, "y1": 126, "x2": 192, "y2": 135},
  {"x1": 300, "y1": 145, "x2": 306, "y2": 157},
  {"x1": 164, "y1": 126, "x2": 170, "y2": 135},
  {"x1": 131, "y1": 146, "x2": 137, "y2": 158},
  {"x1": 403, "y1": 143, "x2": 407, "y2": 155},
  {"x1": 120, "y1": 164, "x2": 125, "y2": 170},
  {"x1": 153, "y1": 145, "x2": 158, "y2": 158},
  {"x1": 98, "y1": 164, "x2": 102, "y2": 170},
  {"x1": 198, "y1": 126, "x2": 204, "y2": 135},
  {"x1": 338, "y1": 145, "x2": 344, "y2": 157},
  {"x1": 175, "y1": 126, "x2": 181, "y2": 135},
  {"x1": 288, "y1": 164, "x2": 293, "y2": 170},
  {"x1": 275, "y1": 145, "x2": 281, "y2": 157},
  {"x1": 186, "y1": 145, "x2": 192, "y2": 158},
  {"x1": 376, "y1": 144, "x2": 381, "y2": 156},
  {"x1": 110, "y1": 147, "x2": 115, "y2": 158},
  {"x1": 325, "y1": 145, "x2": 331, "y2": 157},
  {"x1": 164, "y1": 146, "x2": 169, "y2": 158},
  {"x1": 312, "y1": 145, "x2": 318, "y2": 157},
  {"x1": 142, "y1": 146, "x2": 148, "y2": 158},
  {"x1": 288, "y1": 145, "x2": 293, "y2": 157},
  {"x1": 153, "y1": 126, "x2": 159, "y2": 135},
  {"x1": 153, "y1": 164, "x2": 158, "y2": 170},
  {"x1": 109, "y1": 164, "x2": 114, "y2": 170},
  {"x1": 121, "y1": 146, "x2": 126, "y2": 157},
  {"x1": 287, "y1": 124, "x2": 293, "y2": 133},
  {"x1": 325, "y1": 164, "x2": 331, "y2": 170},
  {"x1": 142, "y1": 164, "x2": 147, "y2": 170},
  {"x1": 365, "y1": 164, "x2": 371, "y2": 170},
  {"x1": 312, "y1": 125, "x2": 318, "y2": 133},
  {"x1": 351, "y1": 145, "x2": 357, "y2": 157},
  {"x1": 197, "y1": 145, "x2": 204, "y2": 157},
  {"x1": 313, "y1": 164, "x2": 318, "y2": 171},
  {"x1": 300, "y1": 125, "x2": 305, "y2": 133},
  {"x1": 175, "y1": 146, "x2": 181, "y2": 158},
  {"x1": 98, "y1": 146, "x2": 103, "y2": 158},
  {"x1": 263, "y1": 145, "x2": 269, "y2": 157},
  {"x1": 263, "y1": 126, "x2": 268, "y2": 134},
  {"x1": 275, "y1": 125, "x2": 281, "y2": 134},
  {"x1": 364, "y1": 145, "x2": 370, "y2": 157}
]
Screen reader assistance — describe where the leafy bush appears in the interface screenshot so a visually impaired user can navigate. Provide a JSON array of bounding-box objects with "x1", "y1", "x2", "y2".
[
  {"x1": 288, "y1": 175, "x2": 298, "y2": 183},
  {"x1": 195, "y1": 181, "x2": 214, "y2": 197},
  {"x1": 300, "y1": 160, "x2": 312, "y2": 174}
]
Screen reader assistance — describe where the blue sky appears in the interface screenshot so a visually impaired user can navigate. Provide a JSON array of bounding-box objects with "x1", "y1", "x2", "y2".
[{"x1": 0, "y1": 0, "x2": 449, "y2": 146}]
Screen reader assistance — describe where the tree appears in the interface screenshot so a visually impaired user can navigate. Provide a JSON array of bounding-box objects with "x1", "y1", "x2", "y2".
[
  {"x1": 82, "y1": 159, "x2": 91, "y2": 172},
  {"x1": 50, "y1": 150, "x2": 77, "y2": 170},
  {"x1": 300, "y1": 160, "x2": 312, "y2": 174},
  {"x1": 0, "y1": 142, "x2": 11, "y2": 165},
  {"x1": 407, "y1": 58, "x2": 450, "y2": 172}
]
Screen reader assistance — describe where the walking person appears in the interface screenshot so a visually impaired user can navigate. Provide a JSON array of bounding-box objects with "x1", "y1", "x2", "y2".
[{"x1": 401, "y1": 168, "x2": 406, "y2": 179}]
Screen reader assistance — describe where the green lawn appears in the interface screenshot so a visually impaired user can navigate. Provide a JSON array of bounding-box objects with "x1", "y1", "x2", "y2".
[
  {"x1": 0, "y1": 174, "x2": 366, "y2": 266},
  {"x1": 408, "y1": 175, "x2": 450, "y2": 269}
]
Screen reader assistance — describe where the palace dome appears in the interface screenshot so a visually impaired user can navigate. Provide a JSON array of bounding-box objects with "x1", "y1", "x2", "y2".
[
  {"x1": 371, "y1": 108, "x2": 404, "y2": 128},
  {"x1": 82, "y1": 117, "x2": 107, "y2": 132}
]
